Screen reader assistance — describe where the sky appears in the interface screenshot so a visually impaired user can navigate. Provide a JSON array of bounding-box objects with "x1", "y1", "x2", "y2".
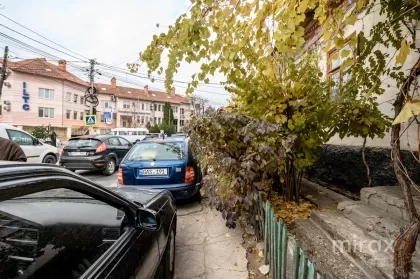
[{"x1": 0, "y1": 0, "x2": 231, "y2": 107}]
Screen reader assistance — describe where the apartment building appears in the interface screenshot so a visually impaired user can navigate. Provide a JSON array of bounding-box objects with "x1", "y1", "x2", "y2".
[
  {"x1": 302, "y1": 0, "x2": 420, "y2": 188},
  {"x1": 0, "y1": 58, "x2": 192, "y2": 141}
]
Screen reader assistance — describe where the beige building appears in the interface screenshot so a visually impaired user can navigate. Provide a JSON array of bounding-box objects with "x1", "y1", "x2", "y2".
[{"x1": 0, "y1": 58, "x2": 192, "y2": 140}]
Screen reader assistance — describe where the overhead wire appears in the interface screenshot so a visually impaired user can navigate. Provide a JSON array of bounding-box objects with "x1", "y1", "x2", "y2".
[{"x1": 0, "y1": 14, "x2": 90, "y2": 61}]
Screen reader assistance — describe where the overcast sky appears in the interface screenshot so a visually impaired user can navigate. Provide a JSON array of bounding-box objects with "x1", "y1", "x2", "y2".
[{"x1": 0, "y1": 0, "x2": 230, "y2": 107}]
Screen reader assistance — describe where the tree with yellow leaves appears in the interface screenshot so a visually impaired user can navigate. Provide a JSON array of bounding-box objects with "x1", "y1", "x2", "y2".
[{"x1": 135, "y1": 0, "x2": 420, "y2": 277}]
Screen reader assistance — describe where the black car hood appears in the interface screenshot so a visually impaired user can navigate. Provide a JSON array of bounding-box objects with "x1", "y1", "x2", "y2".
[{"x1": 112, "y1": 187, "x2": 166, "y2": 207}]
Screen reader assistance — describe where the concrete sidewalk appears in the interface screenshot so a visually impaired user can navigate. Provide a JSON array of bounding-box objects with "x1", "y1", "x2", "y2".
[{"x1": 175, "y1": 201, "x2": 248, "y2": 279}]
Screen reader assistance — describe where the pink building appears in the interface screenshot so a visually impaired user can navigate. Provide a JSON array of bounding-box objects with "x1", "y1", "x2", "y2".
[{"x1": 0, "y1": 58, "x2": 192, "y2": 140}]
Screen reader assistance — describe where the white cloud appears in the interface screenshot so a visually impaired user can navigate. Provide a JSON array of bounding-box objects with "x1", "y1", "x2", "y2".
[{"x1": 0, "y1": 0, "x2": 230, "y2": 107}]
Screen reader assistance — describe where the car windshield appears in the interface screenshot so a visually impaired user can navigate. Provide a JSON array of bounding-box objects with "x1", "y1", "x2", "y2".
[
  {"x1": 126, "y1": 142, "x2": 185, "y2": 161},
  {"x1": 66, "y1": 138, "x2": 101, "y2": 148},
  {"x1": 13, "y1": 188, "x2": 96, "y2": 201}
]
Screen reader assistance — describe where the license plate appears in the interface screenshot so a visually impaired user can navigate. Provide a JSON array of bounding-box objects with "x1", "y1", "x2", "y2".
[
  {"x1": 138, "y1": 168, "x2": 168, "y2": 176},
  {"x1": 69, "y1": 152, "x2": 87, "y2": 156}
]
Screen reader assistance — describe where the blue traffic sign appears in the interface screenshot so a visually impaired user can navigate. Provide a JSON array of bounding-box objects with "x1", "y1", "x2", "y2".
[{"x1": 84, "y1": 114, "x2": 97, "y2": 126}]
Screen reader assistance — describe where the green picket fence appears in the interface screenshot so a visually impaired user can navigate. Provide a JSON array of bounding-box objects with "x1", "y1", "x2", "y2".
[{"x1": 257, "y1": 193, "x2": 327, "y2": 279}]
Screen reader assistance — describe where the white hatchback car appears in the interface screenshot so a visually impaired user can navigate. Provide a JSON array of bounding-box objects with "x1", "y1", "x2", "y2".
[{"x1": 0, "y1": 124, "x2": 59, "y2": 164}]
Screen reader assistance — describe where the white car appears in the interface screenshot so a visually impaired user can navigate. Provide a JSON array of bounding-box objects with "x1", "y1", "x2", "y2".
[{"x1": 0, "y1": 124, "x2": 59, "y2": 164}]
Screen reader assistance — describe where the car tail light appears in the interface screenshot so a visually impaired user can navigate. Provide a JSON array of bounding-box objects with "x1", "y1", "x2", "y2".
[
  {"x1": 96, "y1": 142, "x2": 107, "y2": 153},
  {"x1": 117, "y1": 168, "x2": 124, "y2": 185},
  {"x1": 185, "y1": 166, "x2": 195, "y2": 183}
]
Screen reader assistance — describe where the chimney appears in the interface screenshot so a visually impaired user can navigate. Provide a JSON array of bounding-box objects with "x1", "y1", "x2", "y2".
[
  {"x1": 171, "y1": 87, "x2": 175, "y2": 96},
  {"x1": 58, "y1": 60, "x2": 66, "y2": 72},
  {"x1": 144, "y1": 85, "x2": 149, "y2": 94},
  {"x1": 111, "y1": 77, "x2": 117, "y2": 89}
]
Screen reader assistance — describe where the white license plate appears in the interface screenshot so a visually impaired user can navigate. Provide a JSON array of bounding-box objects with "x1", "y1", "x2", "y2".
[
  {"x1": 70, "y1": 152, "x2": 87, "y2": 156},
  {"x1": 139, "y1": 168, "x2": 168, "y2": 176}
]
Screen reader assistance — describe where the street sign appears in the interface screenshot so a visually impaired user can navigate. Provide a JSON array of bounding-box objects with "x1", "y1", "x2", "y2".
[{"x1": 84, "y1": 114, "x2": 97, "y2": 126}]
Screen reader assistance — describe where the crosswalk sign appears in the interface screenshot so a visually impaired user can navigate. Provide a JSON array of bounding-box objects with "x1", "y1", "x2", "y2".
[{"x1": 84, "y1": 114, "x2": 97, "y2": 126}]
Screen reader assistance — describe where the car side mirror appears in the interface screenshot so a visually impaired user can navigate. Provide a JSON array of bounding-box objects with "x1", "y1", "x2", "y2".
[
  {"x1": 33, "y1": 138, "x2": 40, "y2": 145},
  {"x1": 137, "y1": 209, "x2": 160, "y2": 231}
]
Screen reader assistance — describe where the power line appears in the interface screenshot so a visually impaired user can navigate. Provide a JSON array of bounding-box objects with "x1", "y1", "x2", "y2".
[
  {"x1": 0, "y1": 14, "x2": 89, "y2": 61},
  {"x1": 0, "y1": 24, "x2": 87, "y2": 62}
]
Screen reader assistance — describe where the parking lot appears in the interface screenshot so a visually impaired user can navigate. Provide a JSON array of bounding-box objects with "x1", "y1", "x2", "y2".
[{"x1": 78, "y1": 170, "x2": 248, "y2": 279}]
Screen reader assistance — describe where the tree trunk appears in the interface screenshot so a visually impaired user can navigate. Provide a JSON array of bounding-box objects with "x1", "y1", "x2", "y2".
[{"x1": 392, "y1": 58, "x2": 420, "y2": 279}]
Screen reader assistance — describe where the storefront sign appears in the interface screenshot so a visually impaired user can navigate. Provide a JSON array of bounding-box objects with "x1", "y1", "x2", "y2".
[{"x1": 22, "y1": 81, "x2": 30, "y2": 111}]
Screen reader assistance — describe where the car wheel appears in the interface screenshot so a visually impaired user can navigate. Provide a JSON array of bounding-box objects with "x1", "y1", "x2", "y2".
[
  {"x1": 162, "y1": 228, "x2": 175, "y2": 279},
  {"x1": 42, "y1": 154, "x2": 57, "y2": 164},
  {"x1": 102, "y1": 159, "x2": 116, "y2": 176}
]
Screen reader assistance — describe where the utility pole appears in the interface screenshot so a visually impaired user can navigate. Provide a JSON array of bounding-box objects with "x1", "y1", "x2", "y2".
[
  {"x1": 88, "y1": 59, "x2": 95, "y2": 115},
  {"x1": 0, "y1": 46, "x2": 9, "y2": 100}
]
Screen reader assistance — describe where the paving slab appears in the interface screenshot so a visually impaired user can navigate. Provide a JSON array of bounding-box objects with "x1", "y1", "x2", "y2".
[{"x1": 175, "y1": 201, "x2": 248, "y2": 279}]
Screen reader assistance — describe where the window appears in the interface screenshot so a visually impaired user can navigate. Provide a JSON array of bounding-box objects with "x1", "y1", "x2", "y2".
[
  {"x1": 123, "y1": 101, "x2": 131, "y2": 109},
  {"x1": 107, "y1": 137, "x2": 121, "y2": 146},
  {"x1": 154, "y1": 117, "x2": 157, "y2": 124},
  {"x1": 154, "y1": 104, "x2": 157, "y2": 111},
  {"x1": 39, "y1": 88, "x2": 55, "y2": 99},
  {"x1": 66, "y1": 92, "x2": 72, "y2": 102},
  {"x1": 0, "y1": 186, "x2": 126, "y2": 278},
  {"x1": 73, "y1": 111, "x2": 78, "y2": 120},
  {"x1": 158, "y1": 104, "x2": 161, "y2": 111},
  {"x1": 119, "y1": 137, "x2": 131, "y2": 146},
  {"x1": 158, "y1": 117, "x2": 161, "y2": 124},
  {"x1": 141, "y1": 116, "x2": 145, "y2": 124},
  {"x1": 101, "y1": 100, "x2": 111, "y2": 109},
  {"x1": 80, "y1": 96, "x2": 84, "y2": 105},
  {"x1": 180, "y1": 120, "x2": 185, "y2": 126},
  {"x1": 180, "y1": 108, "x2": 184, "y2": 115},
  {"x1": 174, "y1": 106, "x2": 178, "y2": 113},
  {"x1": 38, "y1": 107, "x2": 55, "y2": 118},
  {"x1": 101, "y1": 113, "x2": 105, "y2": 122},
  {"x1": 126, "y1": 142, "x2": 185, "y2": 161},
  {"x1": 327, "y1": 40, "x2": 354, "y2": 96},
  {"x1": 141, "y1": 103, "x2": 144, "y2": 111},
  {"x1": 6, "y1": 129, "x2": 34, "y2": 145},
  {"x1": 66, "y1": 110, "x2": 71, "y2": 119},
  {"x1": 73, "y1": 94, "x2": 78, "y2": 103},
  {"x1": 80, "y1": 111, "x2": 84, "y2": 121}
]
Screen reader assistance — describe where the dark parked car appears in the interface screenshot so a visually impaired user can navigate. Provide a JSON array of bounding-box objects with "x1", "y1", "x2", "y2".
[
  {"x1": 0, "y1": 162, "x2": 177, "y2": 279},
  {"x1": 59, "y1": 135, "x2": 133, "y2": 175},
  {"x1": 118, "y1": 138, "x2": 202, "y2": 200}
]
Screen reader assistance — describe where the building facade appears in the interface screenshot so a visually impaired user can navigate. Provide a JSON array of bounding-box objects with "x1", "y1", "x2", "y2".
[
  {"x1": 302, "y1": 0, "x2": 420, "y2": 191},
  {"x1": 0, "y1": 58, "x2": 192, "y2": 140}
]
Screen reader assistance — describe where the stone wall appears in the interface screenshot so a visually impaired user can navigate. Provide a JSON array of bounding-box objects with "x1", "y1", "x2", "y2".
[{"x1": 305, "y1": 144, "x2": 420, "y2": 194}]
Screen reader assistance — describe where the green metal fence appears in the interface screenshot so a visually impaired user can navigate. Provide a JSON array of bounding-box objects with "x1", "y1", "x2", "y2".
[{"x1": 257, "y1": 193, "x2": 327, "y2": 279}]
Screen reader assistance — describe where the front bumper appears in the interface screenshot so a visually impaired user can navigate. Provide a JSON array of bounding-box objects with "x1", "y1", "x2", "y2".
[
  {"x1": 59, "y1": 155, "x2": 108, "y2": 170},
  {"x1": 118, "y1": 182, "x2": 201, "y2": 200}
]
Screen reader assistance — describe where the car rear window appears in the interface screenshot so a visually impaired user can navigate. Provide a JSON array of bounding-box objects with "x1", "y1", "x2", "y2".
[
  {"x1": 126, "y1": 142, "x2": 185, "y2": 161},
  {"x1": 66, "y1": 138, "x2": 101, "y2": 148}
]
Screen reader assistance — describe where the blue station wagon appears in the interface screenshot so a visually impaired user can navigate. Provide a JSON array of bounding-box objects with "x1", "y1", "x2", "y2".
[{"x1": 117, "y1": 138, "x2": 202, "y2": 200}]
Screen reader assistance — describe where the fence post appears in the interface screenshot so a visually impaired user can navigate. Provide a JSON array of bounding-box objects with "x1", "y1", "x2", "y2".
[
  {"x1": 264, "y1": 201, "x2": 270, "y2": 265},
  {"x1": 270, "y1": 207, "x2": 275, "y2": 275},
  {"x1": 308, "y1": 262, "x2": 317, "y2": 279},
  {"x1": 277, "y1": 222, "x2": 282, "y2": 279},
  {"x1": 281, "y1": 225, "x2": 287, "y2": 279},
  {"x1": 298, "y1": 250, "x2": 308, "y2": 279},
  {"x1": 292, "y1": 242, "x2": 300, "y2": 279}
]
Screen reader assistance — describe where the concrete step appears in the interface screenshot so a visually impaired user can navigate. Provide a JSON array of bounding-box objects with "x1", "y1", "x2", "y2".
[
  {"x1": 311, "y1": 210, "x2": 394, "y2": 279},
  {"x1": 360, "y1": 186, "x2": 420, "y2": 221},
  {"x1": 294, "y1": 218, "x2": 371, "y2": 279},
  {"x1": 337, "y1": 200, "x2": 405, "y2": 239},
  {"x1": 337, "y1": 200, "x2": 420, "y2": 271}
]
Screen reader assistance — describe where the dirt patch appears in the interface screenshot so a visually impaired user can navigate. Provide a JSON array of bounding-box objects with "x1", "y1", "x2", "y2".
[{"x1": 242, "y1": 231, "x2": 269, "y2": 279}]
